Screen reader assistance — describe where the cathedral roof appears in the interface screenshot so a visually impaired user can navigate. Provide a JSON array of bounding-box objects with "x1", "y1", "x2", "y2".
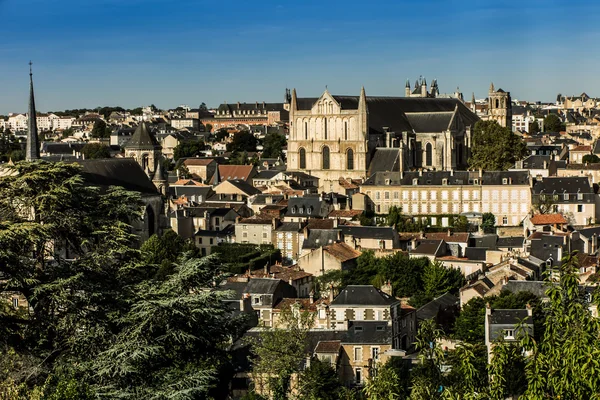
[
  {"x1": 405, "y1": 112, "x2": 455, "y2": 133},
  {"x1": 367, "y1": 148, "x2": 400, "y2": 176},
  {"x1": 76, "y1": 158, "x2": 160, "y2": 196},
  {"x1": 125, "y1": 122, "x2": 160, "y2": 149}
]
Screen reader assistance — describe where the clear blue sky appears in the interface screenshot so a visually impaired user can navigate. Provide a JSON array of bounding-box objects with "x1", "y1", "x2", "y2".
[{"x1": 1, "y1": 0, "x2": 599, "y2": 114}]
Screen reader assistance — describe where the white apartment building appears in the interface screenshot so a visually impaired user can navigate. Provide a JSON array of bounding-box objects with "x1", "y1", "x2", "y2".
[{"x1": 360, "y1": 170, "x2": 532, "y2": 227}]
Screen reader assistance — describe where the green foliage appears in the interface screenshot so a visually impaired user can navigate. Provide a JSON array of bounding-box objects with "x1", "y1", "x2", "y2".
[
  {"x1": 173, "y1": 139, "x2": 206, "y2": 161},
  {"x1": 61, "y1": 127, "x2": 75, "y2": 139},
  {"x1": 359, "y1": 210, "x2": 375, "y2": 226},
  {"x1": 528, "y1": 120, "x2": 540, "y2": 134},
  {"x1": 215, "y1": 128, "x2": 229, "y2": 141},
  {"x1": 261, "y1": 132, "x2": 286, "y2": 159},
  {"x1": 468, "y1": 120, "x2": 527, "y2": 171},
  {"x1": 582, "y1": 153, "x2": 600, "y2": 164},
  {"x1": 363, "y1": 361, "x2": 403, "y2": 400},
  {"x1": 94, "y1": 255, "x2": 246, "y2": 399},
  {"x1": 228, "y1": 131, "x2": 257, "y2": 152},
  {"x1": 543, "y1": 113, "x2": 564, "y2": 132},
  {"x1": 481, "y1": 212, "x2": 495, "y2": 234},
  {"x1": 90, "y1": 119, "x2": 110, "y2": 138},
  {"x1": 422, "y1": 262, "x2": 464, "y2": 300},
  {"x1": 8, "y1": 149, "x2": 24, "y2": 162},
  {"x1": 532, "y1": 193, "x2": 558, "y2": 214},
  {"x1": 212, "y1": 243, "x2": 281, "y2": 274},
  {"x1": 249, "y1": 305, "x2": 314, "y2": 398},
  {"x1": 298, "y1": 359, "x2": 342, "y2": 400},
  {"x1": 140, "y1": 230, "x2": 198, "y2": 279},
  {"x1": 81, "y1": 142, "x2": 111, "y2": 159}
]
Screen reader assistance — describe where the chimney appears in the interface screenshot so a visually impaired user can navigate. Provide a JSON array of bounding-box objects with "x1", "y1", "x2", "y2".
[
  {"x1": 309, "y1": 289, "x2": 314, "y2": 304},
  {"x1": 478, "y1": 168, "x2": 483, "y2": 178},
  {"x1": 526, "y1": 303, "x2": 533, "y2": 317},
  {"x1": 333, "y1": 218, "x2": 338, "y2": 228},
  {"x1": 592, "y1": 233, "x2": 598, "y2": 253},
  {"x1": 264, "y1": 263, "x2": 269, "y2": 275},
  {"x1": 329, "y1": 284, "x2": 335, "y2": 302},
  {"x1": 485, "y1": 302, "x2": 492, "y2": 317},
  {"x1": 447, "y1": 228, "x2": 452, "y2": 237},
  {"x1": 450, "y1": 169, "x2": 454, "y2": 176}
]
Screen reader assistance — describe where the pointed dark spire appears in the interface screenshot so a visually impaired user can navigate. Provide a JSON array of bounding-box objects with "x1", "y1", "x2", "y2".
[{"x1": 26, "y1": 61, "x2": 40, "y2": 161}]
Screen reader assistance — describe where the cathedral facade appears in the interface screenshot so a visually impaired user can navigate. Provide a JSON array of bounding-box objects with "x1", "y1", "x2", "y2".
[{"x1": 287, "y1": 87, "x2": 480, "y2": 190}]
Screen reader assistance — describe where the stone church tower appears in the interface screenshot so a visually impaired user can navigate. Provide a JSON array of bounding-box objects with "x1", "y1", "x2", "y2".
[
  {"x1": 124, "y1": 122, "x2": 162, "y2": 174},
  {"x1": 487, "y1": 82, "x2": 512, "y2": 128}
]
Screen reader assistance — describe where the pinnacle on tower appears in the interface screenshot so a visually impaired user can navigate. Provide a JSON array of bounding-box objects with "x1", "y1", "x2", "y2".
[
  {"x1": 405, "y1": 79, "x2": 410, "y2": 88},
  {"x1": 26, "y1": 61, "x2": 40, "y2": 161},
  {"x1": 489, "y1": 82, "x2": 495, "y2": 93}
]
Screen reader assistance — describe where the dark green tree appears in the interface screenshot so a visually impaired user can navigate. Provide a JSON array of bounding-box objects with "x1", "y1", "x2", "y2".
[
  {"x1": 582, "y1": 154, "x2": 600, "y2": 163},
  {"x1": 228, "y1": 131, "x2": 257, "y2": 153},
  {"x1": 261, "y1": 132, "x2": 287, "y2": 159},
  {"x1": 90, "y1": 119, "x2": 111, "y2": 138},
  {"x1": 529, "y1": 120, "x2": 540, "y2": 134},
  {"x1": 298, "y1": 359, "x2": 342, "y2": 400},
  {"x1": 543, "y1": 113, "x2": 564, "y2": 132},
  {"x1": 468, "y1": 120, "x2": 527, "y2": 170},
  {"x1": 140, "y1": 230, "x2": 198, "y2": 279},
  {"x1": 173, "y1": 139, "x2": 206, "y2": 161},
  {"x1": 481, "y1": 212, "x2": 496, "y2": 233},
  {"x1": 81, "y1": 143, "x2": 111, "y2": 159}
]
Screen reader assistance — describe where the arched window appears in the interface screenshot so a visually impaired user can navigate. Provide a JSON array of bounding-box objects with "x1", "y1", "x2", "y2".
[
  {"x1": 425, "y1": 142, "x2": 432, "y2": 166},
  {"x1": 495, "y1": 98, "x2": 500, "y2": 108},
  {"x1": 324, "y1": 118, "x2": 328, "y2": 140},
  {"x1": 299, "y1": 148, "x2": 306, "y2": 169},
  {"x1": 344, "y1": 121, "x2": 348, "y2": 140},
  {"x1": 322, "y1": 146, "x2": 330, "y2": 170},
  {"x1": 347, "y1": 148, "x2": 354, "y2": 170},
  {"x1": 304, "y1": 121, "x2": 308, "y2": 140}
]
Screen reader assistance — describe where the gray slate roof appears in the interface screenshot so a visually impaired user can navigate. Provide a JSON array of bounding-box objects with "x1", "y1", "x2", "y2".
[
  {"x1": 243, "y1": 278, "x2": 281, "y2": 295},
  {"x1": 76, "y1": 158, "x2": 159, "y2": 196},
  {"x1": 125, "y1": 122, "x2": 160, "y2": 149},
  {"x1": 488, "y1": 309, "x2": 532, "y2": 325},
  {"x1": 339, "y1": 226, "x2": 397, "y2": 240},
  {"x1": 416, "y1": 292, "x2": 459, "y2": 321},
  {"x1": 331, "y1": 285, "x2": 398, "y2": 306}
]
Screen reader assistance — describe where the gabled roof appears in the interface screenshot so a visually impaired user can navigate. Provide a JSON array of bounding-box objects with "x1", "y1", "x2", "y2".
[
  {"x1": 529, "y1": 214, "x2": 567, "y2": 225},
  {"x1": 243, "y1": 278, "x2": 281, "y2": 295},
  {"x1": 217, "y1": 179, "x2": 261, "y2": 196},
  {"x1": 76, "y1": 158, "x2": 159, "y2": 196},
  {"x1": 218, "y1": 165, "x2": 255, "y2": 181},
  {"x1": 125, "y1": 122, "x2": 160, "y2": 149},
  {"x1": 323, "y1": 242, "x2": 361, "y2": 262},
  {"x1": 416, "y1": 292, "x2": 459, "y2": 321},
  {"x1": 183, "y1": 158, "x2": 215, "y2": 166},
  {"x1": 488, "y1": 309, "x2": 532, "y2": 325},
  {"x1": 424, "y1": 232, "x2": 469, "y2": 243},
  {"x1": 339, "y1": 225, "x2": 397, "y2": 240},
  {"x1": 331, "y1": 285, "x2": 398, "y2": 306},
  {"x1": 314, "y1": 340, "x2": 341, "y2": 354}
]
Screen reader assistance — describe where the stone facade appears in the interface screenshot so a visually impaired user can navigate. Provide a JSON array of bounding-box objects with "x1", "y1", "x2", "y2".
[{"x1": 486, "y1": 83, "x2": 512, "y2": 128}]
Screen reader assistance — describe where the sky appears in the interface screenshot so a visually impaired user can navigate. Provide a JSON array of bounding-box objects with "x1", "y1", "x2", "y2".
[{"x1": 1, "y1": 0, "x2": 600, "y2": 114}]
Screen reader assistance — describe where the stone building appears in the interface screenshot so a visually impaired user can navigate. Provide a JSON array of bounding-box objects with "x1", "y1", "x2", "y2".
[
  {"x1": 124, "y1": 122, "x2": 162, "y2": 174},
  {"x1": 286, "y1": 87, "x2": 479, "y2": 190},
  {"x1": 486, "y1": 83, "x2": 512, "y2": 128}
]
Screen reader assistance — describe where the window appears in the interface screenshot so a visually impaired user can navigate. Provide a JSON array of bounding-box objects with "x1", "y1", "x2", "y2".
[
  {"x1": 578, "y1": 192, "x2": 583, "y2": 200},
  {"x1": 564, "y1": 193, "x2": 569, "y2": 201},
  {"x1": 502, "y1": 216, "x2": 508, "y2": 225},
  {"x1": 12, "y1": 298, "x2": 18, "y2": 309},
  {"x1": 286, "y1": 233, "x2": 292, "y2": 239},
  {"x1": 324, "y1": 118, "x2": 328, "y2": 140},
  {"x1": 322, "y1": 146, "x2": 330, "y2": 170},
  {"x1": 578, "y1": 204, "x2": 583, "y2": 213},
  {"x1": 376, "y1": 192, "x2": 380, "y2": 200},
  {"x1": 277, "y1": 233, "x2": 283, "y2": 239},
  {"x1": 304, "y1": 121, "x2": 308, "y2": 139},
  {"x1": 355, "y1": 368, "x2": 362, "y2": 384},
  {"x1": 242, "y1": 232, "x2": 248, "y2": 238},
  {"x1": 262, "y1": 232, "x2": 268, "y2": 239},
  {"x1": 504, "y1": 329, "x2": 515, "y2": 339},
  {"x1": 347, "y1": 148, "x2": 354, "y2": 170},
  {"x1": 371, "y1": 347, "x2": 380, "y2": 361},
  {"x1": 354, "y1": 347, "x2": 363, "y2": 361},
  {"x1": 393, "y1": 191, "x2": 399, "y2": 199},
  {"x1": 254, "y1": 297, "x2": 260, "y2": 305},
  {"x1": 425, "y1": 142, "x2": 432, "y2": 166},
  {"x1": 384, "y1": 191, "x2": 390, "y2": 200},
  {"x1": 299, "y1": 148, "x2": 306, "y2": 169},
  {"x1": 209, "y1": 238, "x2": 214, "y2": 245},
  {"x1": 198, "y1": 238, "x2": 202, "y2": 245},
  {"x1": 344, "y1": 121, "x2": 348, "y2": 140}
]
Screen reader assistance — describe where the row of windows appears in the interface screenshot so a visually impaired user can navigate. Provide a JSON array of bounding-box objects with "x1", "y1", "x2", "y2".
[
  {"x1": 368, "y1": 189, "x2": 530, "y2": 201},
  {"x1": 298, "y1": 147, "x2": 353, "y2": 170},
  {"x1": 374, "y1": 201, "x2": 529, "y2": 215},
  {"x1": 301, "y1": 119, "x2": 350, "y2": 141}
]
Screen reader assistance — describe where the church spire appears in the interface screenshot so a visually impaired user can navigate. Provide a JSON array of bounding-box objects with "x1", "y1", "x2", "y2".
[
  {"x1": 489, "y1": 82, "x2": 495, "y2": 93},
  {"x1": 26, "y1": 61, "x2": 40, "y2": 161}
]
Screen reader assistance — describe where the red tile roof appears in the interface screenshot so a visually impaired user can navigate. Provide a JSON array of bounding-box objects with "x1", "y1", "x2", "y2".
[
  {"x1": 272, "y1": 297, "x2": 329, "y2": 311},
  {"x1": 314, "y1": 340, "x2": 342, "y2": 353},
  {"x1": 172, "y1": 178, "x2": 207, "y2": 186},
  {"x1": 572, "y1": 145, "x2": 592, "y2": 152},
  {"x1": 183, "y1": 158, "x2": 214, "y2": 166},
  {"x1": 324, "y1": 242, "x2": 362, "y2": 262},
  {"x1": 218, "y1": 165, "x2": 255, "y2": 181},
  {"x1": 425, "y1": 232, "x2": 469, "y2": 243},
  {"x1": 328, "y1": 209, "x2": 363, "y2": 219},
  {"x1": 529, "y1": 214, "x2": 567, "y2": 225}
]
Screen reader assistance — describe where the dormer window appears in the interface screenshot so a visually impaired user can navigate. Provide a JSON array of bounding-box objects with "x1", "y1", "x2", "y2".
[
  {"x1": 564, "y1": 193, "x2": 569, "y2": 201},
  {"x1": 292, "y1": 206, "x2": 297, "y2": 214},
  {"x1": 413, "y1": 178, "x2": 418, "y2": 186},
  {"x1": 578, "y1": 192, "x2": 583, "y2": 200},
  {"x1": 307, "y1": 206, "x2": 313, "y2": 214},
  {"x1": 502, "y1": 178, "x2": 508, "y2": 184},
  {"x1": 299, "y1": 207, "x2": 305, "y2": 214},
  {"x1": 442, "y1": 178, "x2": 448, "y2": 185},
  {"x1": 474, "y1": 179, "x2": 479, "y2": 185}
]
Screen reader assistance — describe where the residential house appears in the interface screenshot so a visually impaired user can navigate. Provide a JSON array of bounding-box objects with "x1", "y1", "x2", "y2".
[
  {"x1": 182, "y1": 158, "x2": 217, "y2": 182},
  {"x1": 340, "y1": 225, "x2": 400, "y2": 251},
  {"x1": 569, "y1": 145, "x2": 592, "y2": 163},
  {"x1": 485, "y1": 305, "x2": 533, "y2": 361},
  {"x1": 242, "y1": 278, "x2": 297, "y2": 326},
  {"x1": 273, "y1": 222, "x2": 304, "y2": 262},
  {"x1": 531, "y1": 176, "x2": 596, "y2": 226},
  {"x1": 284, "y1": 196, "x2": 333, "y2": 223},
  {"x1": 235, "y1": 216, "x2": 277, "y2": 245},
  {"x1": 297, "y1": 242, "x2": 361, "y2": 276}
]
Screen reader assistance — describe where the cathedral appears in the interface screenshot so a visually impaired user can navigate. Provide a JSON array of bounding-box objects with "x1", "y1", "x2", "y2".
[{"x1": 287, "y1": 86, "x2": 480, "y2": 190}]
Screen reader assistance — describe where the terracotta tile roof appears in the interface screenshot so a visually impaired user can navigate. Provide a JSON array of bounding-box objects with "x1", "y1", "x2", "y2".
[
  {"x1": 306, "y1": 219, "x2": 335, "y2": 230},
  {"x1": 529, "y1": 214, "x2": 567, "y2": 225},
  {"x1": 183, "y1": 158, "x2": 215, "y2": 166},
  {"x1": 338, "y1": 178, "x2": 359, "y2": 189},
  {"x1": 572, "y1": 145, "x2": 592, "y2": 152},
  {"x1": 425, "y1": 232, "x2": 469, "y2": 243},
  {"x1": 218, "y1": 165, "x2": 255, "y2": 181},
  {"x1": 328, "y1": 209, "x2": 363, "y2": 218},
  {"x1": 324, "y1": 242, "x2": 361, "y2": 262},
  {"x1": 314, "y1": 340, "x2": 342, "y2": 354},
  {"x1": 251, "y1": 265, "x2": 313, "y2": 281},
  {"x1": 172, "y1": 178, "x2": 207, "y2": 186},
  {"x1": 578, "y1": 254, "x2": 598, "y2": 269}
]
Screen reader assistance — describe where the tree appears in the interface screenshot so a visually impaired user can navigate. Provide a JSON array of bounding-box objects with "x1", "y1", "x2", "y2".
[
  {"x1": 363, "y1": 361, "x2": 403, "y2": 400},
  {"x1": 481, "y1": 212, "x2": 496, "y2": 234},
  {"x1": 199, "y1": 102, "x2": 208, "y2": 112},
  {"x1": 90, "y1": 119, "x2": 110, "y2": 138},
  {"x1": 261, "y1": 132, "x2": 287, "y2": 159},
  {"x1": 532, "y1": 194, "x2": 558, "y2": 214},
  {"x1": 529, "y1": 120, "x2": 540, "y2": 134},
  {"x1": 582, "y1": 154, "x2": 600, "y2": 164},
  {"x1": 205, "y1": 123, "x2": 213, "y2": 132},
  {"x1": 81, "y1": 143, "x2": 111, "y2": 159},
  {"x1": 468, "y1": 120, "x2": 527, "y2": 171},
  {"x1": 173, "y1": 139, "x2": 206, "y2": 161},
  {"x1": 215, "y1": 129, "x2": 229, "y2": 141},
  {"x1": 421, "y1": 261, "x2": 464, "y2": 300},
  {"x1": 249, "y1": 305, "x2": 314, "y2": 398},
  {"x1": 140, "y1": 230, "x2": 198, "y2": 279},
  {"x1": 94, "y1": 255, "x2": 246, "y2": 399},
  {"x1": 228, "y1": 131, "x2": 257, "y2": 153},
  {"x1": 61, "y1": 127, "x2": 75, "y2": 139},
  {"x1": 298, "y1": 359, "x2": 342, "y2": 400},
  {"x1": 543, "y1": 113, "x2": 564, "y2": 132}
]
